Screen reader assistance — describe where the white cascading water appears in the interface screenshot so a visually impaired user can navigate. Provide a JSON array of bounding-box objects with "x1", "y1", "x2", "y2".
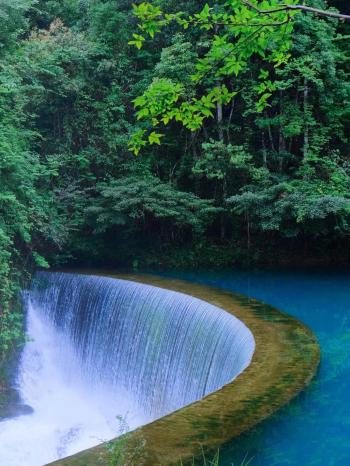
[{"x1": 0, "y1": 272, "x2": 255, "y2": 466}]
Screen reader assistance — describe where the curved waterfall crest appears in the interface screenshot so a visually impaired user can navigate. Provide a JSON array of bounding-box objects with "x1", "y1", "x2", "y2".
[
  {"x1": 0, "y1": 271, "x2": 321, "y2": 466},
  {"x1": 30, "y1": 272, "x2": 255, "y2": 418}
]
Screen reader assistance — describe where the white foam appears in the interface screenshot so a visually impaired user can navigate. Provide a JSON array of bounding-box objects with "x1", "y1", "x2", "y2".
[{"x1": 0, "y1": 303, "x2": 143, "y2": 466}]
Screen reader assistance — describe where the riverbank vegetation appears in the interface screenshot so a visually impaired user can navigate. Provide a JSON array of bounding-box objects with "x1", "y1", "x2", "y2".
[{"x1": 0, "y1": 0, "x2": 349, "y2": 360}]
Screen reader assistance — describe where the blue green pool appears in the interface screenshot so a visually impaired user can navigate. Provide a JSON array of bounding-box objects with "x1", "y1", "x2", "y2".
[{"x1": 161, "y1": 268, "x2": 350, "y2": 466}]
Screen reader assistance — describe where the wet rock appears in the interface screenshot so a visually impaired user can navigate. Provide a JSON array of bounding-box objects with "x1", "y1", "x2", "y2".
[{"x1": 0, "y1": 387, "x2": 33, "y2": 421}]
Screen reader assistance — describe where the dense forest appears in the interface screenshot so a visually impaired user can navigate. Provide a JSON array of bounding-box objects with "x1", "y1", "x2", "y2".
[{"x1": 0, "y1": 0, "x2": 349, "y2": 359}]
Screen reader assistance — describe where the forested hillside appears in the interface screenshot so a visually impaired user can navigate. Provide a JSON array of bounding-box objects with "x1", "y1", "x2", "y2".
[{"x1": 0, "y1": 1, "x2": 349, "y2": 356}]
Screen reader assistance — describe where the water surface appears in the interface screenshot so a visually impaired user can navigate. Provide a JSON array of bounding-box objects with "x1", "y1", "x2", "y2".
[{"x1": 161, "y1": 268, "x2": 350, "y2": 466}]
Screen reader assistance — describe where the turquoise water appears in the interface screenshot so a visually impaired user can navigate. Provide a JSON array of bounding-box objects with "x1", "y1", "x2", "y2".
[{"x1": 161, "y1": 269, "x2": 350, "y2": 466}]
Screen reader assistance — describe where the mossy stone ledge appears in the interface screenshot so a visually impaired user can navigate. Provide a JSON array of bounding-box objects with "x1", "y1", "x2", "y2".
[{"x1": 47, "y1": 273, "x2": 320, "y2": 466}]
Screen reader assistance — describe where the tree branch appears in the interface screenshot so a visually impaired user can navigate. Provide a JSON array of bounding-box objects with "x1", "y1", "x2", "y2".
[{"x1": 242, "y1": 1, "x2": 350, "y2": 21}]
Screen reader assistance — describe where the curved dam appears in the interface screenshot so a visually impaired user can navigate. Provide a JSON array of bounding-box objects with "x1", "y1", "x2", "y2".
[
  {"x1": 31, "y1": 272, "x2": 255, "y2": 418},
  {"x1": 0, "y1": 272, "x2": 257, "y2": 465}
]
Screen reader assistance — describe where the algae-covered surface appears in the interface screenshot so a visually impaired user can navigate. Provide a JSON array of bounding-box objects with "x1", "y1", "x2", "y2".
[{"x1": 47, "y1": 273, "x2": 320, "y2": 466}]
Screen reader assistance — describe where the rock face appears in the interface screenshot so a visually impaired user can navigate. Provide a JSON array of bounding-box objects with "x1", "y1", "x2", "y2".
[
  {"x1": 0, "y1": 386, "x2": 33, "y2": 420},
  {"x1": 0, "y1": 352, "x2": 34, "y2": 421}
]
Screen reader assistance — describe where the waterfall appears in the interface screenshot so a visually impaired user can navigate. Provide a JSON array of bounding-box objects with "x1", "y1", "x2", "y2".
[{"x1": 0, "y1": 272, "x2": 255, "y2": 465}]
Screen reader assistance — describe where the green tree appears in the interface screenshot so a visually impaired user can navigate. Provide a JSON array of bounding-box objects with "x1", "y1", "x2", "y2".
[{"x1": 129, "y1": 0, "x2": 350, "y2": 154}]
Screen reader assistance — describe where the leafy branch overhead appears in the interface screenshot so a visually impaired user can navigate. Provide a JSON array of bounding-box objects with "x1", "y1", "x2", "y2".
[{"x1": 128, "y1": 1, "x2": 349, "y2": 154}]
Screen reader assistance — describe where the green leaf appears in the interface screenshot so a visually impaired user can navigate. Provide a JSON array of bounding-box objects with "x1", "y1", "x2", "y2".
[{"x1": 148, "y1": 131, "x2": 164, "y2": 145}]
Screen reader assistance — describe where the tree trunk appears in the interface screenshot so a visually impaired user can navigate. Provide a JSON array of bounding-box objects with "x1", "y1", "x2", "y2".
[
  {"x1": 217, "y1": 99, "x2": 224, "y2": 142},
  {"x1": 262, "y1": 132, "x2": 267, "y2": 167},
  {"x1": 278, "y1": 90, "x2": 286, "y2": 172},
  {"x1": 220, "y1": 178, "x2": 227, "y2": 240},
  {"x1": 303, "y1": 77, "x2": 309, "y2": 159}
]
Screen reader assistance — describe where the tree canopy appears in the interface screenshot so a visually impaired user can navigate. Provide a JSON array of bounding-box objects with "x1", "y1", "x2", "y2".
[
  {"x1": 0, "y1": 0, "x2": 349, "y2": 360},
  {"x1": 129, "y1": 0, "x2": 350, "y2": 153}
]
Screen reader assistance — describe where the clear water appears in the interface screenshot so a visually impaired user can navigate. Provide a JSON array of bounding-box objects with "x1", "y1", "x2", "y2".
[{"x1": 161, "y1": 268, "x2": 350, "y2": 466}]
